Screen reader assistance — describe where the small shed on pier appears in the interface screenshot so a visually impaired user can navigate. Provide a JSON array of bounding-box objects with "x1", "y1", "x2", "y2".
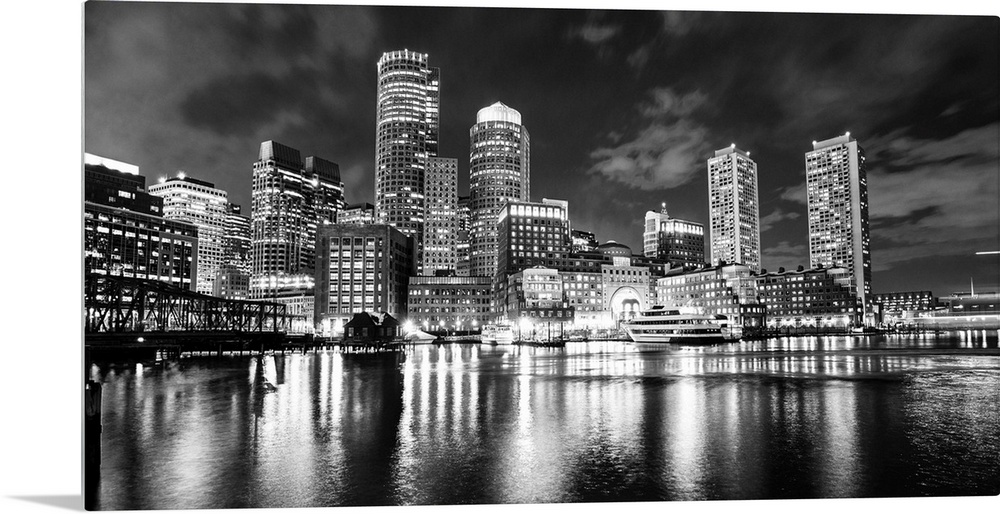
[{"x1": 342, "y1": 312, "x2": 400, "y2": 343}]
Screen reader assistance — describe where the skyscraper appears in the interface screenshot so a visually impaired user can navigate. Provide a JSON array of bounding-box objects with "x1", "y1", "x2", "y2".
[
  {"x1": 148, "y1": 173, "x2": 228, "y2": 295},
  {"x1": 456, "y1": 195, "x2": 471, "y2": 276},
  {"x1": 214, "y1": 202, "x2": 251, "y2": 300},
  {"x1": 707, "y1": 145, "x2": 761, "y2": 272},
  {"x1": 643, "y1": 203, "x2": 705, "y2": 270},
  {"x1": 375, "y1": 49, "x2": 440, "y2": 270},
  {"x1": 423, "y1": 156, "x2": 459, "y2": 275},
  {"x1": 250, "y1": 140, "x2": 343, "y2": 299},
  {"x1": 805, "y1": 133, "x2": 872, "y2": 323},
  {"x1": 469, "y1": 101, "x2": 530, "y2": 278}
]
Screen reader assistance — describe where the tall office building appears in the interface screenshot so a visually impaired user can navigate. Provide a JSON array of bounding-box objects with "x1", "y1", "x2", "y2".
[
  {"x1": 375, "y1": 49, "x2": 440, "y2": 270},
  {"x1": 707, "y1": 145, "x2": 761, "y2": 272},
  {"x1": 495, "y1": 198, "x2": 570, "y2": 317},
  {"x1": 148, "y1": 173, "x2": 228, "y2": 295},
  {"x1": 250, "y1": 140, "x2": 343, "y2": 298},
  {"x1": 337, "y1": 203, "x2": 375, "y2": 225},
  {"x1": 214, "y1": 202, "x2": 252, "y2": 300},
  {"x1": 805, "y1": 133, "x2": 872, "y2": 323},
  {"x1": 469, "y1": 101, "x2": 530, "y2": 278},
  {"x1": 456, "y1": 195, "x2": 471, "y2": 276},
  {"x1": 643, "y1": 203, "x2": 705, "y2": 270},
  {"x1": 423, "y1": 156, "x2": 459, "y2": 275}
]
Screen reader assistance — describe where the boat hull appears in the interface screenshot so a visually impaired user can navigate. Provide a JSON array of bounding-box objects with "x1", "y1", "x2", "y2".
[
  {"x1": 625, "y1": 331, "x2": 728, "y2": 345},
  {"x1": 481, "y1": 335, "x2": 514, "y2": 345}
]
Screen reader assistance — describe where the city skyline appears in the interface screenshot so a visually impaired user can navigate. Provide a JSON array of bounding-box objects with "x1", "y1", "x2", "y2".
[{"x1": 84, "y1": 2, "x2": 1000, "y2": 296}]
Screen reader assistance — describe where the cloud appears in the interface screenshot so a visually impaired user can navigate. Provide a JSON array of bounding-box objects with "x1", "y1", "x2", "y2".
[
  {"x1": 779, "y1": 182, "x2": 807, "y2": 204},
  {"x1": 626, "y1": 45, "x2": 651, "y2": 70},
  {"x1": 660, "y1": 11, "x2": 701, "y2": 38},
  {"x1": 85, "y1": 2, "x2": 380, "y2": 209},
  {"x1": 759, "y1": 208, "x2": 801, "y2": 233},
  {"x1": 573, "y1": 22, "x2": 621, "y2": 45},
  {"x1": 588, "y1": 88, "x2": 712, "y2": 190},
  {"x1": 761, "y1": 241, "x2": 809, "y2": 272},
  {"x1": 773, "y1": 124, "x2": 999, "y2": 272},
  {"x1": 864, "y1": 124, "x2": 999, "y2": 269},
  {"x1": 641, "y1": 87, "x2": 708, "y2": 118}
]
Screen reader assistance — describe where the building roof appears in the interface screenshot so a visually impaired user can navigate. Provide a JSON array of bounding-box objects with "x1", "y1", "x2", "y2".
[
  {"x1": 476, "y1": 101, "x2": 522, "y2": 125},
  {"x1": 343, "y1": 311, "x2": 399, "y2": 328},
  {"x1": 598, "y1": 240, "x2": 632, "y2": 255}
]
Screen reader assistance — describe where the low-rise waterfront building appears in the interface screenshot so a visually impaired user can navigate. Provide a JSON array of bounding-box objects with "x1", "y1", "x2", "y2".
[
  {"x1": 755, "y1": 265, "x2": 860, "y2": 331},
  {"x1": 406, "y1": 275, "x2": 493, "y2": 333},
  {"x1": 505, "y1": 266, "x2": 574, "y2": 340},
  {"x1": 84, "y1": 154, "x2": 199, "y2": 289},
  {"x1": 561, "y1": 271, "x2": 604, "y2": 329},
  {"x1": 655, "y1": 262, "x2": 765, "y2": 330},
  {"x1": 84, "y1": 202, "x2": 199, "y2": 289}
]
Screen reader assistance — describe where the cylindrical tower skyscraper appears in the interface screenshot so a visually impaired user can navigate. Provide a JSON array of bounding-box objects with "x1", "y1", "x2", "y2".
[
  {"x1": 469, "y1": 101, "x2": 530, "y2": 279},
  {"x1": 375, "y1": 49, "x2": 439, "y2": 270}
]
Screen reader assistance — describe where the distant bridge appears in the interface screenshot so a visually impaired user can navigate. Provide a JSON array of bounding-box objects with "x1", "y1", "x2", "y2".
[{"x1": 85, "y1": 274, "x2": 305, "y2": 357}]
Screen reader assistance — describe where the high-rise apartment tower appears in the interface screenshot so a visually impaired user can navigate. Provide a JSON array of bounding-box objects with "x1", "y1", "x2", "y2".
[
  {"x1": 707, "y1": 145, "x2": 761, "y2": 272},
  {"x1": 805, "y1": 133, "x2": 872, "y2": 323}
]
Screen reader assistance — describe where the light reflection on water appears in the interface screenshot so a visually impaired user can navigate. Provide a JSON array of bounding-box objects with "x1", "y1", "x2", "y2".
[{"x1": 90, "y1": 334, "x2": 1000, "y2": 509}]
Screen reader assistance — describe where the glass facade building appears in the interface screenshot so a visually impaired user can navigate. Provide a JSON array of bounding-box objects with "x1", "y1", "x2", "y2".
[
  {"x1": 250, "y1": 140, "x2": 344, "y2": 299},
  {"x1": 375, "y1": 49, "x2": 440, "y2": 271},
  {"x1": 213, "y1": 203, "x2": 251, "y2": 300},
  {"x1": 148, "y1": 174, "x2": 228, "y2": 295}
]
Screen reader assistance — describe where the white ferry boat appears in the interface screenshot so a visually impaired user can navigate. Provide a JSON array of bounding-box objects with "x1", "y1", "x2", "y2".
[
  {"x1": 481, "y1": 323, "x2": 515, "y2": 345},
  {"x1": 622, "y1": 306, "x2": 741, "y2": 345}
]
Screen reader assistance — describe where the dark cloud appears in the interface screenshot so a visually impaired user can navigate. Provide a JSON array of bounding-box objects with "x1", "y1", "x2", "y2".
[
  {"x1": 759, "y1": 208, "x2": 801, "y2": 234},
  {"x1": 180, "y1": 71, "x2": 316, "y2": 136},
  {"x1": 588, "y1": 88, "x2": 713, "y2": 190},
  {"x1": 84, "y1": 3, "x2": 999, "y2": 293}
]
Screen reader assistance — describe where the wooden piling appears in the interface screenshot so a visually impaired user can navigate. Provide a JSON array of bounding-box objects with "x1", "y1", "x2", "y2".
[{"x1": 84, "y1": 380, "x2": 103, "y2": 507}]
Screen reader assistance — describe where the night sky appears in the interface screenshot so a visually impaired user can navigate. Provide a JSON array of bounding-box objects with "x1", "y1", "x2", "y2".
[{"x1": 84, "y1": 1, "x2": 1000, "y2": 296}]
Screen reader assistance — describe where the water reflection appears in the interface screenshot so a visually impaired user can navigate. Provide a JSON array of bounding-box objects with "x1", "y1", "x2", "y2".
[{"x1": 90, "y1": 334, "x2": 1000, "y2": 509}]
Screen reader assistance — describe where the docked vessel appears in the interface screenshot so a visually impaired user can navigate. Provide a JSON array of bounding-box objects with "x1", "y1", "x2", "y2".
[
  {"x1": 481, "y1": 323, "x2": 515, "y2": 345},
  {"x1": 622, "y1": 306, "x2": 741, "y2": 345}
]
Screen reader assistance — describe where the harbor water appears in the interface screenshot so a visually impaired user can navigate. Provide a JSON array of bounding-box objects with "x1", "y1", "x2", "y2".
[{"x1": 87, "y1": 332, "x2": 1000, "y2": 509}]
